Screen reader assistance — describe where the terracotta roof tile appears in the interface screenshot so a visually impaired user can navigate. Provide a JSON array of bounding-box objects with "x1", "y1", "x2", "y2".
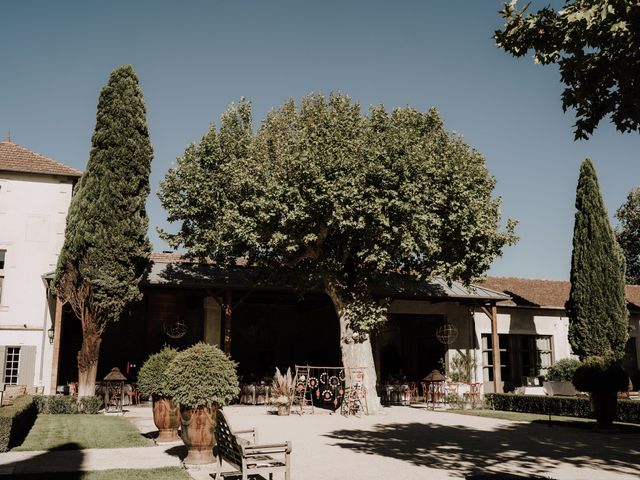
[
  {"x1": 481, "y1": 276, "x2": 640, "y2": 311},
  {"x1": 0, "y1": 140, "x2": 82, "y2": 178}
]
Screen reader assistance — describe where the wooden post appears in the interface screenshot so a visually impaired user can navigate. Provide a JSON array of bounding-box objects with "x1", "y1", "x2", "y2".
[
  {"x1": 223, "y1": 290, "x2": 232, "y2": 354},
  {"x1": 490, "y1": 304, "x2": 502, "y2": 394},
  {"x1": 49, "y1": 296, "x2": 63, "y2": 395}
]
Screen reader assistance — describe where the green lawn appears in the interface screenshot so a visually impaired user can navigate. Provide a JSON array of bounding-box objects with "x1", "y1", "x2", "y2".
[
  {"x1": 0, "y1": 467, "x2": 191, "y2": 479},
  {"x1": 446, "y1": 409, "x2": 640, "y2": 433},
  {"x1": 12, "y1": 415, "x2": 152, "y2": 451}
]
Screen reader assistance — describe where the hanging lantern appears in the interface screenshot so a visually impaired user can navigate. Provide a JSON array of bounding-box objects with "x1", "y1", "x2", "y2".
[{"x1": 436, "y1": 323, "x2": 459, "y2": 345}]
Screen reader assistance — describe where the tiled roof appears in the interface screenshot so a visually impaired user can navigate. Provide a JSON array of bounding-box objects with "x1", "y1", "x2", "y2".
[
  {"x1": 0, "y1": 140, "x2": 82, "y2": 178},
  {"x1": 481, "y1": 276, "x2": 640, "y2": 311}
]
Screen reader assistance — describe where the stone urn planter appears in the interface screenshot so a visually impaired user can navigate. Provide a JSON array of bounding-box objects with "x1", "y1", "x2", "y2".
[
  {"x1": 180, "y1": 403, "x2": 218, "y2": 464},
  {"x1": 153, "y1": 395, "x2": 180, "y2": 443},
  {"x1": 136, "y1": 347, "x2": 180, "y2": 443},
  {"x1": 164, "y1": 342, "x2": 240, "y2": 465}
]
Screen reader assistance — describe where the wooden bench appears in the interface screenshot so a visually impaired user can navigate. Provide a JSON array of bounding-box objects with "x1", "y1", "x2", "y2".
[{"x1": 214, "y1": 408, "x2": 292, "y2": 480}]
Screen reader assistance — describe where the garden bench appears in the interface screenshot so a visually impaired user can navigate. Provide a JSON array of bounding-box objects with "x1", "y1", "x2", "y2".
[{"x1": 214, "y1": 408, "x2": 292, "y2": 480}]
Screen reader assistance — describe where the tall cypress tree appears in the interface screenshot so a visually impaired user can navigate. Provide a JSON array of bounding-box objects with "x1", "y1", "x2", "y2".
[
  {"x1": 54, "y1": 65, "x2": 152, "y2": 397},
  {"x1": 566, "y1": 159, "x2": 628, "y2": 360}
]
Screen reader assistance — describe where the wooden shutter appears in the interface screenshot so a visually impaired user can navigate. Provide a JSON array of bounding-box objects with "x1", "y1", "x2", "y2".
[
  {"x1": 17, "y1": 346, "x2": 36, "y2": 386},
  {"x1": 0, "y1": 346, "x2": 5, "y2": 389}
]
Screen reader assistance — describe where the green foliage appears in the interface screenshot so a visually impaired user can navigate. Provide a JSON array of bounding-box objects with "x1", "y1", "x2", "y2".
[
  {"x1": 136, "y1": 347, "x2": 178, "y2": 398},
  {"x1": 545, "y1": 358, "x2": 582, "y2": 382},
  {"x1": 164, "y1": 342, "x2": 239, "y2": 408},
  {"x1": 572, "y1": 356, "x2": 629, "y2": 393},
  {"x1": 486, "y1": 393, "x2": 593, "y2": 418},
  {"x1": 486, "y1": 393, "x2": 640, "y2": 424},
  {"x1": 33, "y1": 395, "x2": 102, "y2": 414},
  {"x1": 0, "y1": 395, "x2": 37, "y2": 452},
  {"x1": 566, "y1": 159, "x2": 629, "y2": 360},
  {"x1": 160, "y1": 94, "x2": 517, "y2": 332},
  {"x1": 495, "y1": 0, "x2": 640, "y2": 139},
  {"x1": 615, "y1": 186, "x2": 640, "y2": 284},
  {"x1": 78, "y1": 396, "x2": 103, "y2": 414},
  {"x1": 448, "y1": 350, "x2": 477, "y2": 383},
  {"x1": 54, "y1": 63, "x2": 152, "y2": 329}
]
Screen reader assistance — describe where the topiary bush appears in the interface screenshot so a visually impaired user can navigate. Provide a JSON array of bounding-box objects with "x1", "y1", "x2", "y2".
[
  {"x1": 137, "y1": 346, "x2": 178, "y2": 398},
  {"x1": 572, "y1": 356, "x2": 629, "y2": 393},
  {"x1": 0, "y1": 395, "x2": 37, "y2": 452},
  {"x1": 34, "y1": 395, "x2": 103, "y2": 414},
  {"x1": 485, "y1": 393, "x2": 640, "y2": 424},
  {"x1": 545, "y1": 358, "x2": 581, "y2": 382},
  {"x1": 165, "y1": 342, "x2": 239, "y2": 408}
]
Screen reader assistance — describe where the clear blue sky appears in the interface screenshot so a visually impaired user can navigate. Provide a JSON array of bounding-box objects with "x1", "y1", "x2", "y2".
[{"x1": 2, "y1": 0, "x2": 639, "y2": 280}]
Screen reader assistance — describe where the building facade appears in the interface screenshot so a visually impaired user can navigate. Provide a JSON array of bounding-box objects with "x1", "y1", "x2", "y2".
[{"x1": 0, "y1": 138, "x2": 81, "y2": 394}]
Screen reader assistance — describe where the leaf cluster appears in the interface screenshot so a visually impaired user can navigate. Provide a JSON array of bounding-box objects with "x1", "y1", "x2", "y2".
[
  {"x1": 545, "y1": 357, "x2": 581, "y2": 382},
  {"x1": 572, "y1": 356, "x2": 629, "y2": 392},
  {"x1": 164, "y1": 342, "x2": 239, "y2": 408},
  {"x1": 495, "y1": 0, "x2": 640, "y2": 139},
  {"x1": 53, "y1": 64, "x2": 152, "y2": 326},
  {"x1": 136, "y1": 347, "x2": 178, "y2": 398},
  {"x1": 566, "y1": 159, "x2": 629, "y2": 360},
  {"x1": 615, "y1": 186, "x2": 640, "y2": 284},
  {"x1": 159, "y1": 94, "x2": 517, "y2": 333}
]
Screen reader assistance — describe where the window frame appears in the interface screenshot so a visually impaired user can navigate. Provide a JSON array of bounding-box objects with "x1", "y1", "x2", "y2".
[{"x1": 4, "y1": 347, "x2": 20, "y2": 385}]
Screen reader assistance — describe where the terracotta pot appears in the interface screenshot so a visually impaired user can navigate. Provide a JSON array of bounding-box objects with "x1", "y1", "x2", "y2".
[
  {"x1": 591, "y1": 391, "x2": 617, "y2": 428},
  {"x1": 180, "y1": 403, "x2": 218, "y2": 464},
  {"x1": 152, "y1": 396, "x2": 180, "y2": 443},
  {"x1": 277, "y1": 403, "x2": 290, "y2": 416}
]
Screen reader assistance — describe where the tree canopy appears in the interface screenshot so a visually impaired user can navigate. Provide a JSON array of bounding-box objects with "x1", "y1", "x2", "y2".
[
  {"x1": 54, "y1": 65, "x2": 153, "y2": 395},
  {"x1": 495, "y1": 0, "x2": 640, "y2": 140},
  {"x1": 160, "y1": 93, "x2": 517, "y2": 411},
  {"x1": 566, "y1": 159, "x2": 628, "y2": 360},
  {"x1": 160, "y1": 94, "x2": 517, "y2": 329},
  {"x1": 615, "y1": 186, "x2": 640, "y2": 285}
]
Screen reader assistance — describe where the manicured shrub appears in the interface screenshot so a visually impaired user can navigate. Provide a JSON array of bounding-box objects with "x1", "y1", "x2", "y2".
[
  {"x1": 572, "y1": 356, "x2": 629, "y2": 392},
  {"x1": 78, "y1": 396, "x2": 103, "y2": 414},
  {"x1": 137, "y1": 347, "x2": 178, "y2": 398},
  {"x1": 0, "y1": 395, "x2": 37, "y2": 452},
  {"x1": 545, "y1": 358, "x2": 581, "y2": 382},
  {"x1": 165, "y1": 342, "x2": 239, "y2": 408},
  {"x1": 34, "y1": 395, "x2": 78, "y2": 414},
  {"x1": 486, "y1": 393, "x2": 640, "y2": 424},
  {"x1": 34, "y1": 395, "x2": 102, "y2": 414}
]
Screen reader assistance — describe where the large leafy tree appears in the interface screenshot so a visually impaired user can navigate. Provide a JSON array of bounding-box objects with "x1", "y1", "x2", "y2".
[
  {"x1": 566, "y1": 159, "x2": 628, "y2": 360},
  {"x1": 159, "y1": 94, "x2": 516, "y2": 411},
  {"x1": 495, "y1": 0, "x2": 640, "y2": 140},
  {"x1": 54, "y1": 65, "x2": 153, "y2": 397},
  {"x1": 615, "y1": 187, "x2": 640, "y2": 285}
]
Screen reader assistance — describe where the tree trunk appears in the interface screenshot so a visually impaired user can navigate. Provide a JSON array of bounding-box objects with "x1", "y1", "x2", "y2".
[
  {"x1": 77, "y1": 309, "x2": 102, "y2": 398},
  {"x1": 325, "y1": 283, "x2": 381, "y2": 414}
]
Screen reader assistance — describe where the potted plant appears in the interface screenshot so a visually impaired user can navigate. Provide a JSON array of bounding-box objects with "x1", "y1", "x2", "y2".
[
  {"x1": 544, "y1": 358, "x2": 581, "y2": 396},
  {"x1": 136, "y1": 347, "x2": 180, "y2": 443},
  {"x1": 270, "y1": 367, "x2": 293, "y2": 415},
  {"x1": 165, "y1": 342, "x2": 239, "y2": 465},
  {"x1": 572, "y1": 356, "x2": 629, "y2": 429}
]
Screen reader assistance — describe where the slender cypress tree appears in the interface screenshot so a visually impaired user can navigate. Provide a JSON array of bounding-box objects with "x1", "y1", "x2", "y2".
[
  {"x1": 54, "y1": 65, "x2": 152, "y2": 396},
  {"x1": 566, "y1": 159, "x2": 629, "y2": 360}
]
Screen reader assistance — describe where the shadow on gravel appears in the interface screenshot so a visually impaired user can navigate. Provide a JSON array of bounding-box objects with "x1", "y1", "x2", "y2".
[
  {"x1": 0, "y1": 443, "x2": 83, "y2": 478},
  {"x1": 164, "y1": 444, "x2": 187, "y2": 460},
  {"x1": 324, "y1": 421, "x2": 640, "y2": 478}
]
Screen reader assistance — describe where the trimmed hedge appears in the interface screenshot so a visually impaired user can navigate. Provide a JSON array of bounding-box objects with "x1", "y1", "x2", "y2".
[
  {"x1": 486, "y1": 393, "x2": 640, "y2": 424},
  {"x1": 34, "y1": 395, "x2": 103, "y2": 414},
  {"x1": 0, "y1": 395, "x2": 37, "y2": 452}
]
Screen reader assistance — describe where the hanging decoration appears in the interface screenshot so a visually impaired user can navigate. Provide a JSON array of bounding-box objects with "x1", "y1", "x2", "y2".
[
  {"x1": 163, "y1": 317, "x2": 188, "y2": 339},
  {"x1": 436, "y1": 323, "x2": 458, "y2": 345}
]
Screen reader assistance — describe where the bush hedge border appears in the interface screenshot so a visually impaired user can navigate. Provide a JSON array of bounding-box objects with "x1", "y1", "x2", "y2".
[
  {"x1": 34, "y1": 395, "x2": 102, "y2": 414},
  {"x1": 0, "y1": 395, "x2": 37, "y2": 452},
  {"x1": 485, "y1": 393, "x2": 640, "y2": 424}
]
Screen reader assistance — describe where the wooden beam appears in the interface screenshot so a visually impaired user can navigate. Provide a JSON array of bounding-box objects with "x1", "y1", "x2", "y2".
[
  {"x1": 49, "y1": 296, "x2": 63, "y2": 395},
  {"x1": 223, "y1": 290, "x2": 232, "y2": 354},
  {"x1": 490, "y1": 304, "x2": 502, "y2": 393}
]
